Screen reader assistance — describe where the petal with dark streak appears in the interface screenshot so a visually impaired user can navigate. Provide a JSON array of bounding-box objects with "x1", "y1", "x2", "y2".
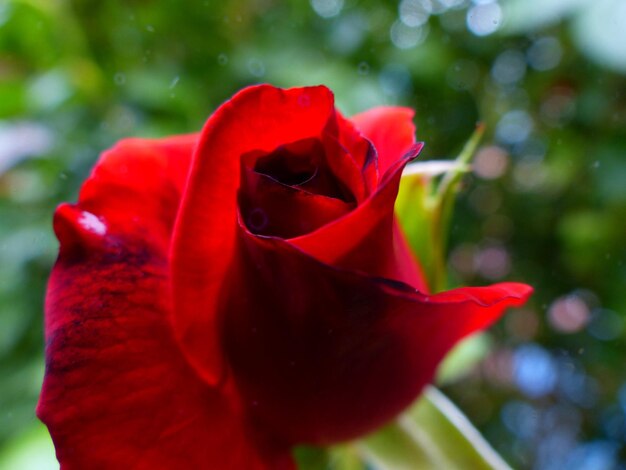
[
  {"x1": 222, "y1": 228, "x2": 532, "y2": 444},
  {"x1": 39, "y1": 137, "x2": 293, "y2": 470}
]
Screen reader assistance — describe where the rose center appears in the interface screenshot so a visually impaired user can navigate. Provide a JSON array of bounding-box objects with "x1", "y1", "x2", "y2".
[
  {"x1": 254, "y1": 151, "x2": 317, "y2": 187},
  {"x1": 238, "y1": 138, "x2": 358, "y2": 238}
]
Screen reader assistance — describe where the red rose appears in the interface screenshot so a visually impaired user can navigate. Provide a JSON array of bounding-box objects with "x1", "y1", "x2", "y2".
[{"x1": 38, "y1": 85, "x2": 531, "y2": 468}]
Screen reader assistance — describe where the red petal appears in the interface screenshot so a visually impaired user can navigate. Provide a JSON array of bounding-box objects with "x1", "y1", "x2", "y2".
[
  {"x1": 39, "y1": 140, "x2": 293, "y2": 469},
  {"x1": 240, "y1": 166, "x2": 355, "y2": 238},
  {"x1": 350, "y1": 106, "x2": 417, "y2": 176},
  {"x1": 222, "y1": 230, "x2": 532, "y2": 444},
  {"x1": 78, "y1": 135, "x2": 195, "y2": 251},
  {"x1": 171, "y1": 85, "x2": 336, "y2": 384},
  {"x1": 392, "y1": 219, "x2": 430, "y2": 292},
  {"x1": 291, "y1": 144, "x2": 428, "y2": 291},
  {"x1": 333, "y1": 112, "x2": 379, "y2": 193}
]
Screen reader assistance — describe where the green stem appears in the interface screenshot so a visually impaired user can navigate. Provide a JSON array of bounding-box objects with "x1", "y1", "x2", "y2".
[{"x1": 429, "y1": 123, "x2": 485, "y2": 292}]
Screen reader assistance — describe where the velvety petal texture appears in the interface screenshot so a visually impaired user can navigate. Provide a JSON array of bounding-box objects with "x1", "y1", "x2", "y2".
[
  {"x1": 222, "y1": 228, "x2": 531, "y2": 444},
  {"x1": 168, "y1": 85, "x2": 531, "y2": 443},
  {"x1": 41, "y1": 84, "x2": 532, "y2": 467},
  {"x1": 171, "y1": 85, "x2": 336, "y2": 385},
  {"x1": 290, "y1": 144, "x2": 427, "y2": 291},
  {"x1": 39, "y1": 138, "x2": 293, "y2": 469},
  {"x1": 350, "y1": 106, "x2": 416, "y2": 175}
]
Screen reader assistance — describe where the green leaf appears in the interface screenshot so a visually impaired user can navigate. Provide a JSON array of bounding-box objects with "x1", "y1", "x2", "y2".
[
  {"x1": 294, "y1": 446, "x2": 331, "y2": 470},
  {"x1": 294, "y1": 443, "x2": 366, "y2": 470},
  {"x1": 356, "y1": 387, "x2": 512, "y2": 470},
  {"x1": 395, "y1": 166, "x2": 437, "y2": 288},
  {"x1": 0, "y1": 422, "x2": 58, "y2": 470},
  {"x1": 299, "y1": 387, "x2": 511, "y2": 470},
  {"x1": 435, "y1": 334, "x2": 491, "y2": 385},
  {"x1": 396, "y1": 124, "x2": 484, "y2": 292}
]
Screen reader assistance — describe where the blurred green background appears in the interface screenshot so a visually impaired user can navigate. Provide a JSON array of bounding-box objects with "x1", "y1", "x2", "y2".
[{"x1": 1, "y1": 0, "x2": 625, "y2": 468}]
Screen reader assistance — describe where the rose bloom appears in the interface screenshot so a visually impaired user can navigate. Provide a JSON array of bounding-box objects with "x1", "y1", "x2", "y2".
[{"x1": 38, "y1": 85, "x2": 531, "y2": 469}]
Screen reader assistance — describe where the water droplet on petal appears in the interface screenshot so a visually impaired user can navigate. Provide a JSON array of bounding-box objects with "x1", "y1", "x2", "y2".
[{"x1": 78, "y1": 211, "x2": 107, "y2": 236}]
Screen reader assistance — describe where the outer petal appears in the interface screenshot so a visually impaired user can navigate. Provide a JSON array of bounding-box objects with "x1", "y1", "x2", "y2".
[
  {"x1": 291, "y1": 144, "x2": 428, "y2": 291},
  {"x1": 222, "y1": 227, "x2": 532, "y2": 445},
  {"x1": 171, "y1": 85, "x2": 336, "y2": 384},
  {"x1": 39, "y1": 140, "x2": 293, "y2": 469},
  {"x1": 333, "y1": 112, "x2": 379, "y2": 193},
  {"x1": 77, "y1": 135, "x2": 196, "y2": 252},
  {"x1": 350, "y1": 106, "x2": 417, "y2": 176}
]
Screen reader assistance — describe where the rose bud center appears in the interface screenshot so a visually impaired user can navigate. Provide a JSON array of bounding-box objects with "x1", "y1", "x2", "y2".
[{"x1": 238, "y1": 138, "x2": 360, "y2": 238}]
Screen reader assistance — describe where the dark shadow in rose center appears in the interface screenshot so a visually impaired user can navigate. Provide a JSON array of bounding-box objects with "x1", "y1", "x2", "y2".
[
  {"x1": 252, "y1": 139, "x2": 355, "y2": 203},
  {"x1": 254, "y1": 149, "x2": 318, "y2": 187},
  {"x1": 238, "y1": 138, "x2": 359, "y2": 239}
]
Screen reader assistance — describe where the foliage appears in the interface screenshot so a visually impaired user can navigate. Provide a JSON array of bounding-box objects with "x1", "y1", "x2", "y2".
[{"x1": 1, "y1": 0, "x2": 625, "y2": 468}]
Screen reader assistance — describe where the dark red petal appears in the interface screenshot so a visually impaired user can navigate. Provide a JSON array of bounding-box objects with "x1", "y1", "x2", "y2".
[
  {"x1": 240, "y1": 166, "x2": 355, "y2": 238},
  {"x1": 222, "y1": 229, "x2": 532, "y2": 444},
  {"x1": 39, "y1": 204, "x2": 293, "y2": 470},
  {"x1": 291, "y1": 144, "x2": 428, "y2": 291},
  {"x1": 40, "y1": 137, "x2": 292, "y2": 468},
  {"x1": 171, "y1": 85, "x2": 336, "y2": 384},
  {"x1": 333, "y1": 111, "x2": 379, "y2": 192},
  {"x1": 78, "y1": 135, "x2": 196, "y2": 251},
  {"x1": 350, "y1": 107, "x2": 416, "y2": 176}
]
